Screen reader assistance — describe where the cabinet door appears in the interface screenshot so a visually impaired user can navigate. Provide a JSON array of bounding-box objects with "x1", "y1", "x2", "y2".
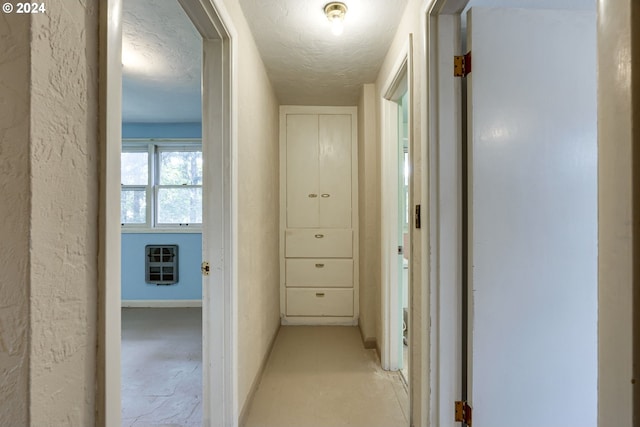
[
  {"x1": 318, "y1": 114, "x2": 352, "y2": 228},
  {"x1": 286, "y1": 114, "x2": 319, "y2": 228}
]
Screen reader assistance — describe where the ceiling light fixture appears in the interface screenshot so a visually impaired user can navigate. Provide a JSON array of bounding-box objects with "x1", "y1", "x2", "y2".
[{"x1": 324, "y1": 2, "x2": 347, "y2": 36}]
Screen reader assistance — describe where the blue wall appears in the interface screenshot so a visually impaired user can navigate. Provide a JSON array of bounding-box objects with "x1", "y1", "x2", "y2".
[
  {"x1": 122, "y1": 122, "x2": 202, "y2": 139},
  {"x1": 121, "y1": 122, "x2": 203, "y2": 301},
  {"x1": 122, "y1": 233, "x2": 202, "y2": 300}
]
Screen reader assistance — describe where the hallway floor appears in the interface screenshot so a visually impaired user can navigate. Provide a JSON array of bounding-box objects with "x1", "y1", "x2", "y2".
[
  {"x1": 243, "y1": 326, "x2": 409, "y2": 427},
  {"x1": 121, "y1": 307, "x2": 202, "y2": 427},
  {"x1": 121, "y1": 311, "x2": 407, "y2": 427}
]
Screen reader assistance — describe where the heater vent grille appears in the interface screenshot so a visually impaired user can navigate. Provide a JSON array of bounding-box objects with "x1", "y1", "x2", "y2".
[{"x1": 145, "y1": 245, "x2": 179, "y2": 285}]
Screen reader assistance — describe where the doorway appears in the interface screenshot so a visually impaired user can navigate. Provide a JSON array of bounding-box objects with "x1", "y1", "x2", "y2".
[
  {"x1": 119, "y1": 2, "x2": 204, "y2": 423},
  {"x1": 397, "y1": 90, "x2": 410, "y2": 384},
  {"x1": 100, "y1": 0, "x2": 237, "y2": 425},
  {"x1": 426, "y1": 1, "x2": 598, "y2": 426},
  {"x1": 381, "y1": 36, "x2": 413, "y2": 388}
]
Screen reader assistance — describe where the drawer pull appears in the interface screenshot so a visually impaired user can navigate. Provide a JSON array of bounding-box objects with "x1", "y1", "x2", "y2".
[
  {"x1": 321, "y1": 193, "x2": 330, "y2": 198},
  {"x1": 308, "y1": 193, "x2": 318, "y2": 198},
  {"x1": 315, "y1": 263, "x2": 325, "y2": 268},
  {"x1": 314, "y1": 234, "x2": 324, "y2": 239},
  {"x1": 315, "y1": 292, "x2": 325, "y2": 297}
]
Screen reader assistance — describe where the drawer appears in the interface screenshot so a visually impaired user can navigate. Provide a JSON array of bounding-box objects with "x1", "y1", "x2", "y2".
[
  {"x1": 285, "y1": 229, "x2": 352, "y2": 258},
  {"x1": 286, "y1": 259, "x2": 353, "y2": 287},
  {"x1": 286, "y1": 288, "x2": 354, "y2": 317}
]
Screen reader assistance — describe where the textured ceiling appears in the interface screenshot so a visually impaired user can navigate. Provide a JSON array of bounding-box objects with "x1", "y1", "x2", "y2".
[
  {"x1": 122, "y1": 0, "x2": 201, "y2": 123},
  {"x1": 122, "y1": 0, "x2": 408, "y2": 122},
  {"x1": 121, "y1": 0, "x2": 593, "y2": 122},
  {"x1": 239, "y1": 0, "x2": 408, "y2": 105}
]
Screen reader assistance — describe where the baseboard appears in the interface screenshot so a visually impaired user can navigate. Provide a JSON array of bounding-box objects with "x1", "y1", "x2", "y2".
[
  {"x1": 238, "y1": 323, "x2": 281, "y2": 427},
  {"x1": 121, "y1": 299, "x2": 202, "y2": 308},
  {"x1": 281, "y1": 316, "x2": 358, "y2": 326},
  {"x1": 358, "y1": 324, "x2": 378, "y2": 350},
  {"x1": 363, "y1": 337, "x2": 377, "y2": 349}
]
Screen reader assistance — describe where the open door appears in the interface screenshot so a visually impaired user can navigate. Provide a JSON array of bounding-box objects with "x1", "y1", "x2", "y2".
[{"x1": 464, "y1": 7, "x2": 597, "y2": 426}]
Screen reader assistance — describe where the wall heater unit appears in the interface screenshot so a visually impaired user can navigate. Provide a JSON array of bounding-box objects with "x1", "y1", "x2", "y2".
[{"x1": 145, "y1": 245, "x2": 179, "y2": 285}]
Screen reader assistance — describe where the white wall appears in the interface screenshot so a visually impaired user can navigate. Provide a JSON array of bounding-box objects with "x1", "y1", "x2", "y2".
[
  {"x1": 597, "y1": 0, "x2": 637, "y2": 424},
  {"x1": 219, "y1": 0, "x2": 282, "y2": 419},
  {"x1": 0, "y1": 12, "x2": 30, "y2": 427},
  {"x1": 357, "y1": 84, "x2": 381, "y2": 346}
]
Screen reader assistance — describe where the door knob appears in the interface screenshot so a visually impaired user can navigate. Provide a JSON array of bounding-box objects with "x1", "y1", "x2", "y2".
[
  {"x1": 321, "y1": 193, "x2": 330, "y2": 198},
  {"x1": 308, "y1": 193, "x2": 318, "y2": 198}
]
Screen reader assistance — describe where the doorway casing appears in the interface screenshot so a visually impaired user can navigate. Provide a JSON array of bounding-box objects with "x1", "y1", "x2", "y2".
[
  {"x1": 99, "y1": 0, "x2": 239, "y2": 425},
  {"x1": 424, "y1": 1, "x2": 601, "y2": 426},
  {"x1": 380, "y1": 35, "x2": 413, "y2": 374}
]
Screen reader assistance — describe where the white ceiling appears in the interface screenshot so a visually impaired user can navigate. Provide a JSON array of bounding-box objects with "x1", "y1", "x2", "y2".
[
  {"x1": 238, "y1": 0, "x2": 408, "y2": 106},
  {"x1": 122, "y1": 0, "x2": 201, "y2": 123},
  {"x1": 122, "y1": 0, "x2": 408, "y2": 122}
]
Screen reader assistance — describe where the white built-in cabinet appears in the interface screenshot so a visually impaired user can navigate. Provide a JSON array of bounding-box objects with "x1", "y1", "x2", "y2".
[{"x1": 280, "y1": 106, "x2": 358, "y2": 325}]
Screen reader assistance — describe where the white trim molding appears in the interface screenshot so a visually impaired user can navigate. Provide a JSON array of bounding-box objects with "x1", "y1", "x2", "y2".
[
  {"x1": 121, "y1": 300, "x2": 203, "y2": 308},
  {"x1": 380, "y1": 36, "x2": 413, "y2": 372},
  {"x1": 178, "y1": 0, "x2": 239, "y2": 425}
]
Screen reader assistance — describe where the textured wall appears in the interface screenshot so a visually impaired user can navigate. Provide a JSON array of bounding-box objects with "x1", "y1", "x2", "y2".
[
  {"x1": 357, "y1": 84, "x2": 381, "y2": 346},
  {"x1": 0, "y1": 12, "x2": 30, "y2": 427},
  {"x1": 29, "y1": 3, "x2": 99, "y2": 426},
  {"x1": 221, "y1": 0, "x2": 282, "y2": 417}
]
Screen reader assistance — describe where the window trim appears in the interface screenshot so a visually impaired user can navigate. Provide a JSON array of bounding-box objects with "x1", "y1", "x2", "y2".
[{"x1": 121, "y1": 138, "x2": 202, "y2": 232}]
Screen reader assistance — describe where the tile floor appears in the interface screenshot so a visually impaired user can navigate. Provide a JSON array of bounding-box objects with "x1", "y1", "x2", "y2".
[
  {"x1": 121, "y1": 307, "x2": 202, "y2": 427},
  {"x1": 243, "y1": 326, "x2": 409, "y2": 427}
]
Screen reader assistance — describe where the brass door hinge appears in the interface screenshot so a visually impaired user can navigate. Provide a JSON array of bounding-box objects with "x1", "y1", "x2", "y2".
[
  {"x1": 454, "y1": 52, "x2": 472, "y2": 77},
  {"x1": 201, "y1": 261, "x2": 210, "y2": 276},
  {"x1": 455, "y1": 401, "x2": 472, "y2": 425}
]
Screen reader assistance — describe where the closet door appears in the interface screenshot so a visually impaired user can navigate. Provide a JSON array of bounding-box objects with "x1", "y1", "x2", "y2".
[
  {"x1": 318, "y1": 114, "x2": 352, "y2": 228},
  {"x1": 286, "y1": 114, "x2": 319, "y2": 228}
]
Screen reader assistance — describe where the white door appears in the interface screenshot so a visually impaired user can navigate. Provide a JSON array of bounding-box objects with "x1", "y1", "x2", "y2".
[
  {"x1": 318, "y1": 114, "x2": 352, "y2": 228},
  {"x1": 286, "y1": 114, "x2": 320, "y2": 228},
  {"x1": 466, "y1": 7, "x2": 597, "y2": 426}
]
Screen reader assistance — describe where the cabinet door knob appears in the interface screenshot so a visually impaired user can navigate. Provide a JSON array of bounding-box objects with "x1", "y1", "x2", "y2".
[
  {"x1": 308, "y1": 193, "x2": 318, "y2": 198},
  {"x1": 321, "y1": 193, "x2": 330, "y2": 198},
  {"x1": 315, "y1": 263, "x2": 325, "y2": 268},
  {"x1": 314, "y1": 234, "x2": 324, "y2": 239},
  {"x1": 315, "y1": 292, "x2": 325, "y2": 297}
]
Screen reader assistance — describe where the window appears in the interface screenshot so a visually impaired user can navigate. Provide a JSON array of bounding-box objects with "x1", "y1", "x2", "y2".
[{"x1": 121, "y1": 140, "x2": 202, "y2": 229}]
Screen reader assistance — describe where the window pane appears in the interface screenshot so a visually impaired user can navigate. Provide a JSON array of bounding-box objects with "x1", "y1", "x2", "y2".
[
  {"x1": 121, "y1": 189, "x2": 146, "y2": 224},
  {"x1": 157, "y1": 187, "x2": 202, "y2": 224},
  {"x1": 159, "y1": 151, "x2": 203, "y2": 185},
  {"x1": 121, "y1": 152, "x2": 148, "y2": 185}
]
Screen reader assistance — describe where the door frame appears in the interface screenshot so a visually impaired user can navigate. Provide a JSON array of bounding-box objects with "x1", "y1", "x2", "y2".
[
  {"x1": 424, "y1": 1, "x2": 467, "y2": 425},
  {"x1": 381, "y1": 35, "x2": 413, "y2": 372},
  {"x1": 98, "y1": 0, "x2": 238, "y2": 425},
  {"x1": 425, "y1": 2, "x2": 601, "y2": 426}
]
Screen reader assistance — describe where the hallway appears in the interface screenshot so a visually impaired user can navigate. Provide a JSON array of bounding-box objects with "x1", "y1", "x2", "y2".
[{"x1": 243, "y1": 326, "x2": 409, "y2": 427}]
